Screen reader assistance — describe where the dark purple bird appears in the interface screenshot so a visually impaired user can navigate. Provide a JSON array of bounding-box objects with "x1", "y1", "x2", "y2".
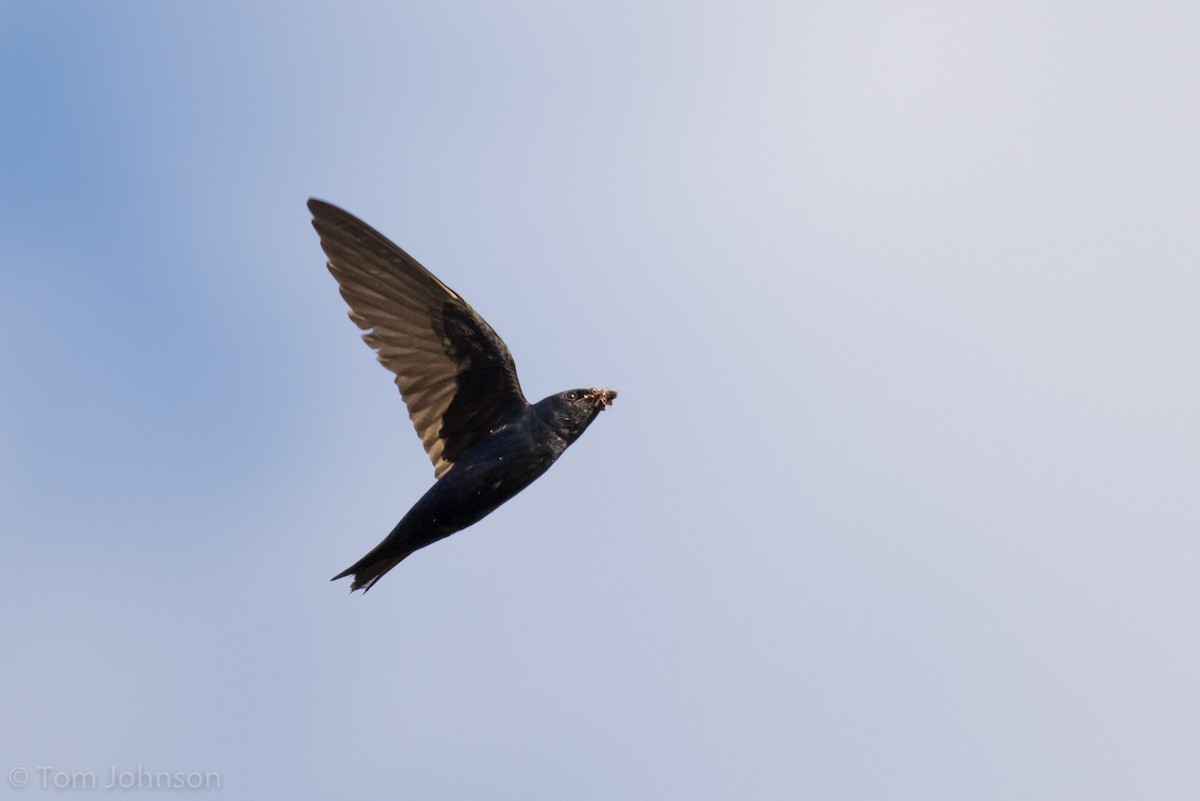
[{"x1": 309, "y1": 199, "x2": 617, "y2": 592}]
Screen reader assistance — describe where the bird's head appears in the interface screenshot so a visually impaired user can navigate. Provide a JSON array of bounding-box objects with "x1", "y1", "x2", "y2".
[{"x1": 534, "y1": 387, "x2": 618, "y2": 444}]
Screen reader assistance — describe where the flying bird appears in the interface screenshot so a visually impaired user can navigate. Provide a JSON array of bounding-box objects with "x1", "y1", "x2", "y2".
[{"x1": 308, "y1": 199, "x2": 617, "y2": 592}]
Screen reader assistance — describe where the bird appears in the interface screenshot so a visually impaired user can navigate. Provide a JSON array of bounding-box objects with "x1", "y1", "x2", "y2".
[{"x1": 308, "y1": 199, "x2": 617, "y2": 592}]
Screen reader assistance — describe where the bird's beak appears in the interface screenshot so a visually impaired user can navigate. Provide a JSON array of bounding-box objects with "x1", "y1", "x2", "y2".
[{"x1": 589, "y1": 388, "x2": 618, "y2": 410}]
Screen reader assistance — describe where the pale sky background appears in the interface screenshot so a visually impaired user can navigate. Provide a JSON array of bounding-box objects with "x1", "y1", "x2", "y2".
[{"x1": 3, "y1": 2, "x2": 1199, "y2": 798}]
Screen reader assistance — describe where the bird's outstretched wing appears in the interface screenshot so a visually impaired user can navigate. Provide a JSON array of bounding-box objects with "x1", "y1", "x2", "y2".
[{"x1": 308, "y1": 199, "x2": 528, "y2": 478}]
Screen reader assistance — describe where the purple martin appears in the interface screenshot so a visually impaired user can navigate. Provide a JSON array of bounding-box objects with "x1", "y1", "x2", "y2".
[{"x1": 308, "y1": 199, "x2": 617, "y2": 592}]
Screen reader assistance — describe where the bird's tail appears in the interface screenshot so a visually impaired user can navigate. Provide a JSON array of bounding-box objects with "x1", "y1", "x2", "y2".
[{"x1": 331, "y1": 552, "x2": 408, "y2": 593}]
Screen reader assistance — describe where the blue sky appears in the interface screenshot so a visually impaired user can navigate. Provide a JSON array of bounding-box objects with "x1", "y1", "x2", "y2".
[{"x1": 3, "y1": 1, "x2": 1199, "y2": 798}]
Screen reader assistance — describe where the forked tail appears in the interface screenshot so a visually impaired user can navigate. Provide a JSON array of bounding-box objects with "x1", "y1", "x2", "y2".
[{"x1": 331, "y1": 552, "x2": 407, "y2": 593}]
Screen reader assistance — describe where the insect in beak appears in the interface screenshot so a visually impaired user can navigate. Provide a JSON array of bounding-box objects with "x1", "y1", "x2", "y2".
[{"x1": 590, "y1": 388, "x2": 618, "y2": 409}]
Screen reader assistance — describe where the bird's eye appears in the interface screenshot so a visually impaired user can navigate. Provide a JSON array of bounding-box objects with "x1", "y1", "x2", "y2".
[{"x1": 565, "y1": 391, "x2": 580, "y2": 402}]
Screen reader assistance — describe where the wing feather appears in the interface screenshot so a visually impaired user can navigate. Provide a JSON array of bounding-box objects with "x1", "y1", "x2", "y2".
[{"x1": 309, "y1": 199, "x2": 528, "y2": 478}]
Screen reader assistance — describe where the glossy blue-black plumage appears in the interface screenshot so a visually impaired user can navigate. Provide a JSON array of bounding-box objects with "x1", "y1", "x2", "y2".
[
  {"x1": 331, "y1": 390, "x2": 612, "y2": 589},
  {"x1": 309, "y1": 200, "x2": 616, "y2": 591}
]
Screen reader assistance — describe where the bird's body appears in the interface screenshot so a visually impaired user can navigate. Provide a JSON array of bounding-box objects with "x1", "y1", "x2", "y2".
[
  {"x1": 335, "y1": 400, "x2": 578, "y2": 586},
  {"x1": 308, "y1": 199, "x2": 615, "y2": 591}
]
